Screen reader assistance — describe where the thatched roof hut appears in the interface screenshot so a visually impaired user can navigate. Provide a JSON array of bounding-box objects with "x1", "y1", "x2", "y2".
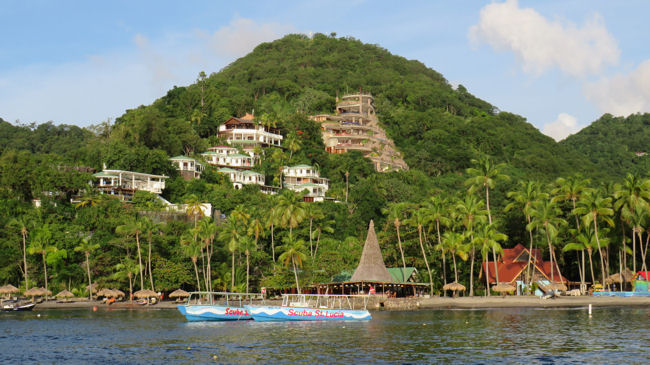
[
  {"x1": 0, "y1": 284, "x2": 20, "y2": 295},
  {"x1": 350, "y1": 220, "x2": 394, "y2": 283},
  {"x1": 96, "y1": 288, "x2": 112, "y2": 297},
  {"x1": 605, "y1": 269, "x2": 636, "y2": 285},
  {"x1": 492, "y1": 283, "x2": 516, "y2": 294},
  {"x1": 169, "y1": 289, "x2": 190, "y2": 298},
  {"x1": 443, "y1": 282, "x2": 466, "y2": 292},
  {"x1": 111, "y1": 289, "x2": 125, "y2": 298},
  {"x1": 55, "y1": 290, "x2": 74, "y2": 298},
  {"x1": 133, "y1": 289, "x2": 158, "y2": 298}
]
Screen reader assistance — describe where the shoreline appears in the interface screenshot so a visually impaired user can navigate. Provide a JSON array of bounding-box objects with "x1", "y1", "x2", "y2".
[{"x1": 25, "y1": 296, "x2": 650, "y2": 312}]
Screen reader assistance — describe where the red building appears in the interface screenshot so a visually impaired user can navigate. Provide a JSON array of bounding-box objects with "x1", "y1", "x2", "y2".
[{"x1": 482, "y1": 244, "x2": 566, "y2": 284}]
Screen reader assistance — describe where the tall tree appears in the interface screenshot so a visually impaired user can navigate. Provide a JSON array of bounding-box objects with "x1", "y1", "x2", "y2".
[
  {"x1": 472, "y1": 224, "x2": 507, "y2": 295},
  {"x1": 116, "y1": 218, "x2": 146, "y2": 291},
  {"x1": 275, "y1": 190, "x2": 306, "y2": 236},
  {"x1": 74, "y1": 236, "x2": 100, "y2": 300},
  {"x1": 382, "y1": 202, "x2": 409, "y2": 281},
  {"x1": 465, "y1": 155, "x2": 509, "y2": 225},
  {"x1": 405, "y1": 206, "x2": 434, "y2": 294},
  {"x1": 180, "y1": 231, "x2": 202, "y2": 291},
  {"x1": 7, "y1": 217, "x2": 30, "y2": 290},
  {"x1": 28, "y1": 224, "x2": 56, "y2": 297},
  {"x1": 278, "y1": 234, "x2": 308, "y2": 294},
  {"x1": 425, "y1": 196, "x2": 450, "y2": 288},
  {"x1": 528, "y1": 199, "x2": 567, "y2": 283},
  {"x1": 455, "y1": 195, "x2": 487, "y2": 296},
  {"x1": 442, "y1": 231, "x2": 468, "y2": 284}
]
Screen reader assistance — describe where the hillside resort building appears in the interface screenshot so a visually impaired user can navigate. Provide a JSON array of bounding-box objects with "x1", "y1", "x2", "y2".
[
  {"x1": 282, "y1": 164, "x2": 329, "y2": 202},
  {"x1": 218, "y1": 113, "x2": 283, "y2": 154},
  {"x1": 169, "y1": 156, "x2": 204, "y2": 180},
  {"x1": 92, "y1": 169, "x2": 167, "y2": 200},
  {"x1": 310, "y1": 93, "x2": 408, "y2": 172}
]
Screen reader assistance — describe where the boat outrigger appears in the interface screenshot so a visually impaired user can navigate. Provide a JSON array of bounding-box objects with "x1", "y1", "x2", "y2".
[
  {"x1": 176, "y1": 292, "x2": 264, "y2": 321},
  {"x1": 245, "y1": 294, "x2": 372, "y2": 322}
]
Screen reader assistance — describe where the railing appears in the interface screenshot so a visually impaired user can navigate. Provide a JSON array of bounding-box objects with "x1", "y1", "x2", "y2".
[
  {"x1": 281, "y1": 294, "x2": 370, "y2": 310},
  {"x1": 186, "y1": 291, "x2": 265, "y2": 306}
]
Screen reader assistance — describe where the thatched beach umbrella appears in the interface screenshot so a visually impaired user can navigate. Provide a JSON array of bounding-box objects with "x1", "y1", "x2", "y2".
[
  {"x1": 443, "y1": 282, "x2": 466, "y2": 292},
  {"x1": 492, "y1": 283, "x2": 516, "y2": 296},
  {"x1": 169, "y1": 289, "x2": 189, "y2": 299},
  {"x1": 85, "y1": 283, "x2": 98, "y2": 294},
  {"x1": 55, "y1": 290, "x2": 74, "y2": 301},
  {"x1": 0, "y1": 284, "x2": 20, "y2": 296},
  {"x1": 96, "y1": 288, "x2": 112, "y2": 297},
  {"x1": 111, "y1": 289, "x2": 125, "y2": 298},
  {"x1": 133, "y1": 289, "x2": 158, "y2": 299},
  {"x1": 605, "y1": 269, "x2": 635, "y2": 286}
]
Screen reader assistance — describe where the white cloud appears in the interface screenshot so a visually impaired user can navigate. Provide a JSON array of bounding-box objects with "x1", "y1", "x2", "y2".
[
  {"x1": 584, "y1": 59, "x2": 650, "y2": 116},
  {"x1": 469, "y1": 0, "x2": 619, "y2": 77},
  {"x1": 543, "y1": 113, "x2": 582, "y2": 141},
  {"x1": 0, "y1": 18, "x2": 294, "y2": 126}
]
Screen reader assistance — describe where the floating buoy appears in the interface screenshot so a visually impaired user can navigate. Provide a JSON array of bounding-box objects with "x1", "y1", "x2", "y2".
[
  {"x1": 187, "y1": 347, "x2": 191, "y2": 350},
  {"x1": 588, "y1": 304, "x2": 592, "y2": 317},
  {"x1": 213, "y1": 355, "x2": 218, "y2": 360},
  {"x1": 37, "y1": 314, "x2": 41, "y2": 317},
  {"x1": 92, "y1": 306, "x2": 98, "y2": 312}
]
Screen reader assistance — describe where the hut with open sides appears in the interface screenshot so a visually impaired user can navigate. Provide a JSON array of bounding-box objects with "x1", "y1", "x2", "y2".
[{"x1": 313, "y1": 220, "x2": 428, "y2": 297}]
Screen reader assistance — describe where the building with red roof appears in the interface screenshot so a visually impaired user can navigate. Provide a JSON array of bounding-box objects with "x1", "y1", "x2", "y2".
[{"x1": 482, "y1": 244, "x2": 566, "y2": 284}]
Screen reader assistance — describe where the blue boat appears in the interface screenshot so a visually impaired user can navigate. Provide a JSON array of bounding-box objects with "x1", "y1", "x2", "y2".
[
  {"x1": 177, "y1": 292, "x2": 264, "y2": 321},
  {"x1": 245, "y1": 294, "x2": 372, "y2": 322}
]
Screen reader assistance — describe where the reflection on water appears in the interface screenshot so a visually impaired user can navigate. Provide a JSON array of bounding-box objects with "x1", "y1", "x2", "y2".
[{"x1": 1, "y1": 307, "x2": 649, "y2": 363}]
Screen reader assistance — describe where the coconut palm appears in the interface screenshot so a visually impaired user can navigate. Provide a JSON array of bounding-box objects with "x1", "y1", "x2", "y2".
[
  {"x1": 527, "y1": 199, "x2": 567, "y2": 283},
  {"x1": 116, "y1": 218, "x2": 146, "y2": 291},
  {"x1": 405, "y1": 206, "x2": 434, "y2": 295},
  {"x1": 623, "y1": 203, "x2": 649, "y2": 274},
  {"x1": 220, "y1": 216, "x2": 246, "y2": 291},
  {"x1": 425, "y1": 196, "x2": 451, "y2": 288},
  {"x1": 382, "y1": 202, "x2": 410, "y2": 280},
  {"x1": 506, "y1": 180, "x2": 548, "y2": 284},
  {"x1": 313, "y1": 218, "x2": 335, "y2": 257},
  {"x1": 112, "y1": 258, "x2": 138, "y2": 302},
  {"x1": 563, "y1": 227, "x2": 610, "y2": 287},
  {"x1": 142, "y1": 218, "x2": 164, "y2": 291},
  {"x1": 265, "y1": 205, "x2": 279, "y2": 262},
  {"x1": 74, "y1": 236, "x2": 100, "y2": 300},
  {"x1": 28, "y1": 224, "x2": 57, "y2": 297},
  {"x1": 573, "y1": 191, "x2": 614, "y2": 287},
  {"x1": 239, "y1": 235, "x2": 256, "y2": 293},
  {"x1": 7, "y1": 216, "x2": 30, "y2": 290},
  {"x1": 184, "y1": 195, "x2": 205, "y2": 227},
  {"x1": 275, "y1": 190, "x2": 306, "y2": 236},
  {"x1": 455, "y1": 195, "x2": 487, "y2": 296},
  {"x1": 303, "y1": 203, "x2": 324, "y2": 257},
  {"x1": 285, "y1": 132, "x2": 302, "y2": 160},
  {"x1": 442, "y1": 231, "x2": 468, "y2": 284},
  {"x1": 197, "y1": 217, "x2": 218, "y2": 292},
  {"x1": 278, "y1": 234, "x2": 308, "y2": 294},
  {"x1": 472, "y1": 224, "x2": 507, "y2": 296},
  {"x1": 180, "y1": 231, "x2": 202, "y2": 291},
  {"x1": 465, "y1": 155, "x2": 509, "y2": 225},
  {"x1": 614, "y1": 174, "x2": 650, "y2": 272}
]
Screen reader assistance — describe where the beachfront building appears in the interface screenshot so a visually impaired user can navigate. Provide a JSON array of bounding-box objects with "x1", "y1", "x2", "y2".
[
  {"x1": 217, "y1": 167, "x2": 265, "y2": 189},
  {"x1": 218, "y1": 113, "x2": 283, "y2": 154},
  {"x1": 169, "y1": 156, "x2": 203, "y2": 180},
  {"x1": 282, "y1": 164, "x2": 329, "y2": 202},
  {"x1": 92, "y1": 169, "x2": 167, "y2": 200},
  {"x1": 310, "y1": 93, "x2": 408, "y2": 172},
  {"x1": 313, "y1": 220, "x2": 428, "y2": 297},
  {"x1": 482, "y1": 243, "x2": 567, "y2": 292}
]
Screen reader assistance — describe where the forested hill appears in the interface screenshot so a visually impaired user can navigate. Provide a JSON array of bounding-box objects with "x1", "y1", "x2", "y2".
[
  {"x1": 117, "y1": 33, "x2": 596, "y2": 180},
  {"x1": 560, "y1": 113, "x2": 650, "y2": 178}
]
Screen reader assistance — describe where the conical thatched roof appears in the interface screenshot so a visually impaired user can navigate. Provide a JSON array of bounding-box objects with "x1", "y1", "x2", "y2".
[
  {"x1": 350, "y1": 220, "x2": 394, "y2": 282},
  {"x1": 55, "y1": 290, "x2": 75, "y2": 298},
  {"x1": 443, "y1": 282, "x2": 466, "y2": 291},
  {"x1": 133, "y1": 289, "x2": 158, "y2": 298},
  {"x1": 0, "y1": 284, "x2": 20, "y2": 294},
  {"x1": 169, "y1": 289, "x2": 190, "y2": 298},
  {"x1": 492, "y1": 283, "x2": 516, "y2": 293}
]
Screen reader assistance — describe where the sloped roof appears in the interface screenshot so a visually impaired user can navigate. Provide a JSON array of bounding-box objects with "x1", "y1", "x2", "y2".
[
  {"x1": 636, "y1": 271, "x2": 650, "y2": 281},
  {"x1": 350, "y1": 220, "x2": 395, "y2": 282},
  {"x1": 482, "y1": 244, "x2": 566, "y2": 284},
  {"x1": 387, "y1": 267, "x2": 417, "y2": 283},
  {"x1": 169, "y1": 155, "x2": 195, "y2": 161}
]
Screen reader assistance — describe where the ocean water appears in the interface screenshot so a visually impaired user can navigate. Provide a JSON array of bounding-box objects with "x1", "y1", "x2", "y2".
[{"x1": 0, "y1": 306, "x2": 648, "y2": 363}]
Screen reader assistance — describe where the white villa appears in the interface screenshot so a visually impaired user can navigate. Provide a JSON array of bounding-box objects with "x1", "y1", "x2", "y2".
[
  {"x1": 92, "y1": 169, "x2": 167, "y2": 200},
  {"x1": 169, "y1": 156, "x2": 203, "y2": 180},
  {"x1": 218, "y1": 113, "x2": 283, "y2": 152},
  {"x1": 217, "y1": 167, "x2": 265, "y2": 189},
  {"x1": 282, "y1": 164, "x2": 329, "y2": 202},
  {"x1": 201, "y1": 149, "x2": 254, "y2": 169}
]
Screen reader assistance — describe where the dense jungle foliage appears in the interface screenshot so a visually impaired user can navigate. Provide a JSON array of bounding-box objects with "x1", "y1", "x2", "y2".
[{"x1": 1, "y1": 34, "x2": 649, "y2": 299}]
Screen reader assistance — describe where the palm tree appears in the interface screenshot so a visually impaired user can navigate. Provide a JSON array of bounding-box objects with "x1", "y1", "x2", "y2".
[
  {"x1": 624, "y1": 204, "x2": 649, "y2": 274},
  {"x1": 7, "y1": 217, "x2": 30, "y2": 290},
  {"x1": 573, "y1": 191, "x2": 614, "y2": 287},
  {"x1": 112, "y1": 258, "x2": 138, "y2": 302},
  {"x1": 74, "y1": 236, "x2": 100, "y2": 300},
  {"x1": 28, "y1": 224, "x2": 57, "y2": 297},
  {"x1": 552, "y1": 175, "x2": 591, "y2": 230},
  {"x1": 563, "y1": 227, "x2": 609, "y2": 287},
  {"x1": 184, "y1": 195, "x2": 205, "y2": 227},
  {"x1": 278, "y1": 234, "x2": 308, "y2": 293},
  {"x1": 220, "y1": 216, "x2": 246, "y2": 291},
  {"x1": 425, "y1": 196, "x2": 450, "y2": 288},
  {"x1": 197, "y1": 217, "x2": 218, "y2": 292},
  {"x1": 240, "y1": 235, "x2": 256, "y2": 293},
  {"x1": 116, "y1": 218, "x2": 146, "y2": 291},
  {"x1": 142, "y1": 218, "x2": 163, "y2": 291},
  {"x1": 506, "y1": 180, "x2": 548, "y2": 284},
  {"x1": 473, "y1": 224, "x2": 507, "y2": 296},
  {"x1": 275, "y1": 190, "x2": 306, "y2": 236},
  {"x1": 382, "y1": 202, "x2": 410, "y2": 280},
  {"x1": 614, "y1": 174, "x2": 650, "y2": 273},
  {"x1": 180, "y1": 231, "x2": 202, "y2": 291},
  {"x1": 285, "y1": 132, "x2": 302, "y2": 160},
  {"x1": 313, "y1": 218, "x2": 335, "y2": 257},
  {"x1": 442, "y1": 231, "x2": 468, "y2": 284},
  {"x1": 465, "y1": 155, "x2": 509, "y2": 225},
  {"x1": 405, "y1": 206, "x2": 434, "y2": 294},
  {"x1": 265, "y1": 206, "x2": 279, "y2": 262},
  {"x1": 455, "y1": 195, "x2": 487, "y2": 296},
  {"x1": 303, "y1": 204, "x2": 324, "y2": 257},
  {"x1": 527, "y1": 199, "x2": 567, "y2": 283}
]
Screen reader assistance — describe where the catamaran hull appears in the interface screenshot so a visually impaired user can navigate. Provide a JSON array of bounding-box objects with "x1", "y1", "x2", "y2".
[
  {"x1": 177, "y1": 305, "x2": 252, "y2": 321},
  {"x1": 245, "y1": 305, "x2": 371, "y2": 322}
]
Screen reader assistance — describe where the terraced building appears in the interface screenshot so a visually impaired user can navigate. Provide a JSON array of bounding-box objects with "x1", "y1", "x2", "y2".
[{"x1": 311, "y1": 93, "x2": 408, "y2": 172}]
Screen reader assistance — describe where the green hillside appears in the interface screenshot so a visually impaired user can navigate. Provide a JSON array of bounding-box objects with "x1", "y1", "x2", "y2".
[{"x1": 561, "y1": 113, "x2": 650, "y2": 177}]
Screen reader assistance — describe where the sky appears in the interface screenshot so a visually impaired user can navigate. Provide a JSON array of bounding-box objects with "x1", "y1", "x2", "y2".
[{"x1": 1, "y1": 0, "x2": 649, "y2": 141}]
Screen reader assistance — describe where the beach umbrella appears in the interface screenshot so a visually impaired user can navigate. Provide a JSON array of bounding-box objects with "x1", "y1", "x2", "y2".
[
  {"x1": 24, "y1": 288, "x2": 42, "y2": 297},
  {"x1": 55, "y1": 290, "x2": 75, "y2": 298},
  {"x1": 492, "y1": 283, "x2": 516, "y2": 294},
  {"x1": 38, "y1": 287, "x2": 52, "y2": 296},
  {"x1": 0, "y1": 284, "x2": 20, "y2": 295},
  {"x1": 111, "y1": 289, "x2": 125, "y2": 298},
  {"x1": 605, "y1": 269, "x2": 635, "y2": 285},
  {"x1": 85, "y1": 283, "x2": 98, "y2": 294},
  {"x1": 169, "y1": 289, "x2": 190, "y2": 299},
  {"x1": 133, "y1": 289, "x2": 158, "y2": 299},
  {"x1": 443, "y1": 282, "x2": 466, "y2": 292},
  {"x1": 96, "y1": 288, "x2": 112, "y2": 297}
]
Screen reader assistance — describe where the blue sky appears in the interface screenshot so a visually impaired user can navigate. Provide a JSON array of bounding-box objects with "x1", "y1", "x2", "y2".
[{"x1": 1, "y1": 0, "x2": 649, "y2": 141}]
